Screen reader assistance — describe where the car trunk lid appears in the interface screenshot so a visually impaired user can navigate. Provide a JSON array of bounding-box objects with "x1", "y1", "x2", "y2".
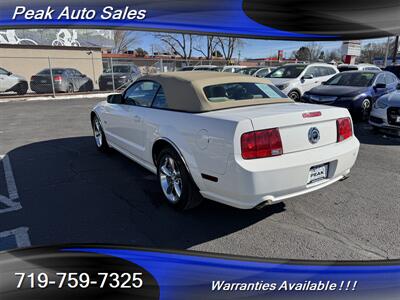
[
  {"x1": 248, "y1": 103, "x2": 345, "y2": 154},
  {"x1": 203, "y1": 102, "x2": 350, "y2": 155}
]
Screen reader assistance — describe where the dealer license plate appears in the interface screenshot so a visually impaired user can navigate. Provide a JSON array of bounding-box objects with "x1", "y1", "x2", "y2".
[{"x1": 308, "y1": 164, "x2": 329, "y2": 184}]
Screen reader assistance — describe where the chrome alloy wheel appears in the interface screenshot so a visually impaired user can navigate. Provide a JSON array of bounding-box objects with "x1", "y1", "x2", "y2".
[
  {"x1": 159, "y1": 155, "x2": 182, "y2": 203},
  {"x1": 93, "y1": 118, "x2": 103, "y2": 148}
]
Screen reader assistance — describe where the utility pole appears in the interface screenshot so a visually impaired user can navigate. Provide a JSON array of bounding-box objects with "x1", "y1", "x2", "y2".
[{"x1": 392, "y1": 35, "x2": 399, "y2": 64}]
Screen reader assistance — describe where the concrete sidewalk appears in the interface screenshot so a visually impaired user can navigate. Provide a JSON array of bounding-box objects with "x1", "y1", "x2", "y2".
[{"x1": 0, "y1": 92, "x2": 113, "y2": 103}]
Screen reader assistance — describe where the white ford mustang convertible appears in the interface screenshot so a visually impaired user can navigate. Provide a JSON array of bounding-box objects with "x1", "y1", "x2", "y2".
[{"x1": 91, "y1": 72, "x2": 360, "y2": 210}]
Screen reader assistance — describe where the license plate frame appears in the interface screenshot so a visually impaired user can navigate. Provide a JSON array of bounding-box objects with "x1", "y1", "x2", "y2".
[
  {"x1": 308, "y1": 163, "x2": 329, "y2": 184},
  {"x1": 396, "y1": 116, "x2": 400, "y2": 123}
]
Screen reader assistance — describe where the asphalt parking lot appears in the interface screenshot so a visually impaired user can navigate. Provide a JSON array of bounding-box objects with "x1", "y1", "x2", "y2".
[{"x1": 0, "y1": 97, "x2": 400, "y2": 260}]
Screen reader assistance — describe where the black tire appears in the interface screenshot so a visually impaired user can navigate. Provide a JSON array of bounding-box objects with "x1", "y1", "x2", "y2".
[
  {"x1": 67, "y1": 83, "x2": 74, "y2": 94},
  {"x1": 15, "y1": 82, "x2": 28, "y2": 95},
  {"x1": 288, "y1": 90, "x2": 301, "y2": 101},
  {"x1": 91, "y1": 115, "x2": 110, "y2": 152},
  {"x1": 359, "y1": 98, "x2": 372, "y2": 122},
  {"x1": 157, "y1": 147, "x2": 203, "y2": 210}
]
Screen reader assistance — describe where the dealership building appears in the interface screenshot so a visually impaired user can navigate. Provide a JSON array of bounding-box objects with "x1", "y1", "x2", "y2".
[{"x1": 0, "y1": 29, "x2": 114, "y2": 89}]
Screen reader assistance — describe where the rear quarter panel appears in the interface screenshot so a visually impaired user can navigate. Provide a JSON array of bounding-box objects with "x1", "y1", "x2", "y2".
[{"x1": 140, "y1": 108, "x2": 251, "y2": 190}]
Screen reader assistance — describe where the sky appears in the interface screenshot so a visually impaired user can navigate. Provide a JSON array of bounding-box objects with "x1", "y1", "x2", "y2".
[{"x1": 132, "y1": 31, "x2": 389, "y2": 59}]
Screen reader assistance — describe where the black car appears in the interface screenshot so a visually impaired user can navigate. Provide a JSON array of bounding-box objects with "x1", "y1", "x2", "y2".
[
  {"x1": 384, "y1": 65, "x2": 400, "y2": 79},
  {"x1": 302, "y1": 71, "x2": 399, "y2": 120},
  {"x1": 30, "y1": 68, "x2": 93, "y2": 94},
  {"x1": 99, "y1": 64, "x2": 141, "y2": 91}
]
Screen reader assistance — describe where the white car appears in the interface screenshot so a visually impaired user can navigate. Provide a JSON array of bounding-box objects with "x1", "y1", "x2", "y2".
[
  {"x1": 222, "y1": 65, "x2": 246, "y2": 73},
  {"x1": 266, "y1": 63, "x2": 339, "y2": 101},
  {"x1": 0, "y1": 67, "x2": 28, "y2": 95},
  {"x1": 91, "y1": 72, "x2": 360, "y2": 210},
  {"x1": 369, "y1": 88, "x2": 400, "y2": 131},
  {"x1": 338, "y1": 64, "x2": 381, "y2": 72}
]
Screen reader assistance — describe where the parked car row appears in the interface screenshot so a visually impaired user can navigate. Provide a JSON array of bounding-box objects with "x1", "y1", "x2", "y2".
[{"x1": 0, "y1": 66, "x2": 95, "y2": 95}]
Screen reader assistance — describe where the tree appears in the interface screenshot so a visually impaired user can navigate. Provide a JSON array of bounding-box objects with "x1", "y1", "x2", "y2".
[
  {"x1": 307, "y1": 42, "x2": 323, "y2": 62},
  {"x1": 325, "y1": 48, "x2": 342, "y2": 63},
  {"x1": 154, "y1": 33, "x2": 194, "y2": 60},
  {"x1": 295, "y1": 46, "x2": 311, "y2": 61},
  {"x1": 112, "y1": 30, "x2": 138, "y2": 54},
  {"x1": 194, "y1": 36, "x2": 219, "y2": 59},
  {"x1": 359, "y1": 41, "x2": 389, "y2": 63},
  {"x1": 134, "y1": 47, "x2": 148, "y2": 57},
  {"x1": 216, "y1": 37, "x2": 244, "y2": 62},
  {"x1": 294, "y1": 42, "x2": 323, "y2": 62}
]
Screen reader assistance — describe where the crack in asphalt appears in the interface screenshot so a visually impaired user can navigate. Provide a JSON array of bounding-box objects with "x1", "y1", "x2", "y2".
[{"x1": 270, "y1": 205, "x2": 389, "y2": 259}]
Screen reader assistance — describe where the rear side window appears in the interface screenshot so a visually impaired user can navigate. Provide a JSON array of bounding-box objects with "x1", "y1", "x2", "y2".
[
  {"x1": 304, "y1": 66, "x2": 321, "y2": 77},
  {"x1": 203, "y1": 82, "x2": 287, "y2": 102},
  {"x1": 152, "y1": 87, "x2": 167, "y2": 109},
  {"x1": 319, "y1": 67, "x2": 336, "y2": 76}
]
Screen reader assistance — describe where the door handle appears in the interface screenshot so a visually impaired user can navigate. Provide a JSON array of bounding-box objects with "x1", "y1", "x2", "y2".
[{"x1": 133, "y1": 115, "x2": 141, "y2": 122}]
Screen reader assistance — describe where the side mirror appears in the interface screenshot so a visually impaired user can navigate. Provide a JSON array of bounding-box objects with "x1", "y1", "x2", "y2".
[
  {"x1": 374, "y1": 83, "x2": 386, "y2": 89},
  {"x1": 7, "y1": 71, "x2": 12, "y2": 76},
  {"x1": 321, "y1": 81, "x2": 327, "y2": 85},
  {"x1": 107, "y1": 94, "x2": 124, "y2": 104},
  {"x1": 81, "y1": 74, "x2": 86, "y2": 77},
  {"x1": 302, "y1": 74, "x2": 314, "y2": 80}
]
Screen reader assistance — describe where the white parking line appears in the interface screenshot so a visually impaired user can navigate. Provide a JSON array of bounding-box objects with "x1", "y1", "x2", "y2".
[
  {"x1": 0, "y1": 227, "x2": 31, "y2": 248},
  {"x1": 0, "y1": 155, "x2": 22, "y2": 213}
]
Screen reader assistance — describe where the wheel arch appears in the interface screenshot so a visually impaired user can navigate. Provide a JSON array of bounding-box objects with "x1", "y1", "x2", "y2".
[
  {"x1": 152, "y1": 137, "x2": 204, "y2": 191},
  {"x1": 152, "y1": 138, "x2": 189, "y2": 171}
]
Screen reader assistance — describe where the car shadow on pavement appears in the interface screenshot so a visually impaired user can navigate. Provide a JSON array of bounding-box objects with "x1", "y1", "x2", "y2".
[
  {"x1": 354, "y1": 122, "x2": 400, "y2": 146},
  {"x1": 4, "y1": 136, "x2": 285, "y2": 251}
]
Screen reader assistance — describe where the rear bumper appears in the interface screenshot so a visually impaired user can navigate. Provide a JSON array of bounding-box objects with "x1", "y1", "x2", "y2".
[
  {"x1": 199, "y1": 137, "x2": 360, "y2": 209},
  {"x1": 30, "y1": 82, "x2": 67, "y2": 93}
]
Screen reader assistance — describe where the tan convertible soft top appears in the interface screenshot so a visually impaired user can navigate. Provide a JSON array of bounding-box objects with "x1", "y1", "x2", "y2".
[{"x1": 139, "y1": 72, "x2": 293, "y2": 112}]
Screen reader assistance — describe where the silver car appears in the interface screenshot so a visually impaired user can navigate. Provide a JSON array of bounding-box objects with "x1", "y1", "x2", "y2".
[
  {"x1": 0, "y1": 67, "x2": 28, "y2": 95},
  {"x1": 370, "y1": 85, "x2": 400, "y2": 132}
]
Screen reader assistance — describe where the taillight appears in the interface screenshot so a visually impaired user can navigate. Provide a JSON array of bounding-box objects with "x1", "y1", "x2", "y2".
[
  {"x1": 337, "y1": 117, "x2": 353, "y2": 142},
  {"x1": 53, "y1": 75, "x2": 62, "y2": 82},
  {"x1": 241, "y1": 128, "x2": 283, "y2": 159}
]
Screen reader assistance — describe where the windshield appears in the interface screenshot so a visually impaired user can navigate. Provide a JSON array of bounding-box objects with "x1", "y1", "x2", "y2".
[
  {"x1": 105, "y1": 66, "x2": 132, "y2": 73},
  {"x1": 266, "y1": 65, "x2": 306, "y2": 78},
  {"x1": 203, "y1": 82, "x2": 287, "y2": 102},
  {"x1": 38, "y1": 69, "x2": 65, "y2": 75},
  {"x1": 325, "y1": 72, "x2": 376, "y2": 87}
]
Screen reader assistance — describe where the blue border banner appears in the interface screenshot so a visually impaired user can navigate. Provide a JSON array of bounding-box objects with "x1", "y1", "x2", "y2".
[
  {"x1": 1, "y1": 245, "x2": 400, "y2": 299},
  {"x1": 65, "y1": 246, "x2": 399, "y2": 300},
  {"x1": 0, "y1": 1, "x2": 399, "y2": 40}
]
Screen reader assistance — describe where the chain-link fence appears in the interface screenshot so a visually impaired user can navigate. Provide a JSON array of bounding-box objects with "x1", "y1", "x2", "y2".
[{"x1": 0, "y1": 55, "x2": 291, "y2": 98}]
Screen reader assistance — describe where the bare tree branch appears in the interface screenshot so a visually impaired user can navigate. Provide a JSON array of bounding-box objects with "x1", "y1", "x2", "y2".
[
  {"x1": 154, "y1": 33, "x2": 194, "y2": 60},
  {"x1": 112, "y1": 30, "x2": 138, "y2": 54}
]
